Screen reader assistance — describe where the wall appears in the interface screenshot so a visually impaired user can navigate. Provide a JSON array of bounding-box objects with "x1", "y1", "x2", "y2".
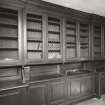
[{"x1": 43, "y1": 0, "x2": 105, "y2": 16}]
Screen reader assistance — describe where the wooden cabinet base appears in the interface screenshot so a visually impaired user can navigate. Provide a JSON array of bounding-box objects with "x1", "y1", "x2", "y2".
[
  {"x1": 0, "y1": 86, "x2": 27, "y2": 105},
  {"x1": 95, "y1": 72, "x2": 105, "y2": 98}
]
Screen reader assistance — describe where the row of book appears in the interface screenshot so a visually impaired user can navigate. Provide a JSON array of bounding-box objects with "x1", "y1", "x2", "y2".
[
  {"x1": 66, "y1": 29, "x2": 76, "y2": 35},
  {"x1": 0, "y1": 51, "x2": 18, "y2": 60},
  {"x1": 66, "y1": 23, "x2": 76, "y2": 29},
  {"x1": 0, "y1": 16, "x2": 17, "y2": 26},
  {"x1": 28, "y1": 42, "x2": 42, "y2": 50},
  {"x1": 66, "y1": 36, "x2": 76, "y2": 42},
  {"x1": 80, "y1": 26, "x2": 89, "y2": 30},
  {"x1": 48, "y1": 24, "x2": 60, "y2": 32},
  {"x1": 48, "y1": 52, "x2": 61, "y2": 59},
  {"x1": 28, "y1": 52, "x2": 42, "y2": 59},
  {"x1": 0, "y1": 27, "x2": 17, "y2": 37},
  {"x1": 79, "y1": 32, "x2": 89, "y2": 36},
  {"x1": 27, "y1": 31, "x2": 42, "y2": 40},
  {"x1": 0, "y1": 39, "x2": 18, "y2": 48},
  {"x1": 80, "y1": 38, "x2": 89, "y2": 43},
  {"x1": 66, "y1": 44, "x2": 76, "y2": 48},
  {"x1": 27, "y1": 21, "x2": 42, "y2": 30},
  {"x1": 66, "y1": 49, "x2": 89, "y2": 58},
  {"x1": 66, "y1": 48, "x2": 76, "y2": 58},
  {"x1": 80, "y1": 46, "x2": 88, "y2": 49},
  {"x1": 48, "y1": 33, "x2": 60, "y2": 41},
  {"x1": 48, "y1": 43, "x2": 60, "y2": 50}
]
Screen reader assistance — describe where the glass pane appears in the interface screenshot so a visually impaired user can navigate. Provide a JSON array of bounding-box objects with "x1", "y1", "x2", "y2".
[
  {"x1": 93, "y1": 24, "x2": 101, "y2": 56},
  {"x1": 66, "y1": 21, "x2": 77, "y2": 58},
  {"x1": 27, "y1": 13, "x2": 43, "y2": 60},
  {"x1": 48, "y1": 17, "x2": 62, "y2": 59},
  {"x1": 80, "y1": 23, "x2": 89, "y2": 57},
  {"x1": 0, "y1": 7, "x2": 18, "y2": 60}
]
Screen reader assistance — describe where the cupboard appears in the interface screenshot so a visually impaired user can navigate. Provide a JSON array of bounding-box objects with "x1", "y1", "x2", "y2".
[
  {"x1": 27, "y1": 73, "x2": 94, "y2": 105},
  {"x1": 66, "y1": 73, "x2": 95, "y2": 104},
  {"x1": 0, "y1": 0, "x2": 105, "y2": 105}
]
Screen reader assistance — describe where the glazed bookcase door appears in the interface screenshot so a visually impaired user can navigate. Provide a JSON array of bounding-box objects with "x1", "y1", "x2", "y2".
[
  {"x1": 25, "y1": 11, "x2": 45, "y2": 64},
  {"x1": 65, "y1": 20, "x2": 77, "y2": 59},
  {"x1": 79, "y1": 23, "x2": 90, "y2": 58},
  {"x1": 0, "y1": 7, "x2": 23, "y2": 66},
  {"x1": 103, "y1": 25, "x2": 105, "y2": 57},
  {"x1": 93, "y1": 24, "x2": 102, "y2": 57},
  {"x1": 47, "y1": 16, "x2": 63, "y2": 62}
]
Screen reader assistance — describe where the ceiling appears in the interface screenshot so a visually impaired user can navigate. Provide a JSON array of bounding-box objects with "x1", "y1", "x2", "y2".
[{"x1": 42, "y1": 0, "x2": 105, "y2": 16}]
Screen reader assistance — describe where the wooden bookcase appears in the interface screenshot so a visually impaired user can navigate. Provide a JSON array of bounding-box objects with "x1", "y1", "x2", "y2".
[
  {"x1": 79, "y1": 23, "x2": 89, "y2": 58},
  {"x1": 1, "y1": 0, "x2": 105, "y2": 66},
  {"x1": 0, "y1": 7, "x2": 23, "y2": 66},
  {"x1": 65, "y1": 20, "x2": 77, "y2": 59}
]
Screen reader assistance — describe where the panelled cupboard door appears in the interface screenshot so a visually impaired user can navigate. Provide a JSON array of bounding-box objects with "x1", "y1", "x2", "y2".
[
  {"x1": 24, "y1": 10, "x2": 46, "y2": 64},
  {"x1": 28, "y1": 82, "x2": 48, "y2": 105},
  {"x1": 0, "y1": 7, "x2": 23, "y2": 67},
  {"x1": 81, "y1": 76, "x2": 94, "y2": 95},
  {"x1": 70, "y1": 78, "x2": 81, "y2": 98},
  {"x1": 101, "y1": 74, "x2": 105, "y2": 94},
  {"x1": 67, "y1": 75, "x2": 94, "y2": 100},
  {"x1": 0, "y1": 88, "x2": 24, "y2": 105},
  {"x1": 49, "y1": 79, "x2": 66, "y2": 105}
]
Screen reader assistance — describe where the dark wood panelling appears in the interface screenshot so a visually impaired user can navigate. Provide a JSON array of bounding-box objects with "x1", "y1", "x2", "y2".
[
  {"x1": 101, "y1": 74, "x2": 105, "y2": 94},
  {"x1": 95, "y1": 71, "x2": 105, "y2": 98},
  {"x1": 81, "y1": 76, "x2": 94, "y2": 94},
  {"x1": 70, "y1": 78, "x2": 81, "y2": 97},
  {"x1": 30, "y1": 65, "x2": 60, "y2": 78},
  {"x1": 60, "y1": 63, "x2": 82, "y2": 71},
  {"x1": 49, "y1": 78, "x2": 66, "y2": 105},
  {"x1": 0, "y1": 67, "x2": 22, "y2": 88},
  {"x1": 66, "y1": 74, "x2": 95, "y2": 103},
  {"x1": 0, "y1": 87, "x2": 26, "y2": 105},
  {"x1": 28, "y1": 82, "x2": 48, "y2": 105}
]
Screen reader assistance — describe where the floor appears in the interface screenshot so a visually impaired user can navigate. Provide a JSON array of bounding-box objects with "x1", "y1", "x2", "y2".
[{"x1": 76, "y1": 95, "x2": 105, "y2": 105}]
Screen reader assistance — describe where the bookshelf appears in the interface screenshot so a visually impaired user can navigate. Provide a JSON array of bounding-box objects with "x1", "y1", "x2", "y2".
[
  {"x1": 27, "y1": 13, "x2": 43, "y2": 60},
  {"x1": 0, "y1": 7, "x2": 18, "y2": 60},
  {"x1": 48, "y1": 17, "x2": 62, "y2": 59},
  {"x1": 93, "y1": 24, "x2": 101, "y2": 57},
  {"x1": 79, "y1": 23, "x2": 89, "y2": 57},
  {"x1": 65, "y1": 21, "x2": 77, "y2": 59}
]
